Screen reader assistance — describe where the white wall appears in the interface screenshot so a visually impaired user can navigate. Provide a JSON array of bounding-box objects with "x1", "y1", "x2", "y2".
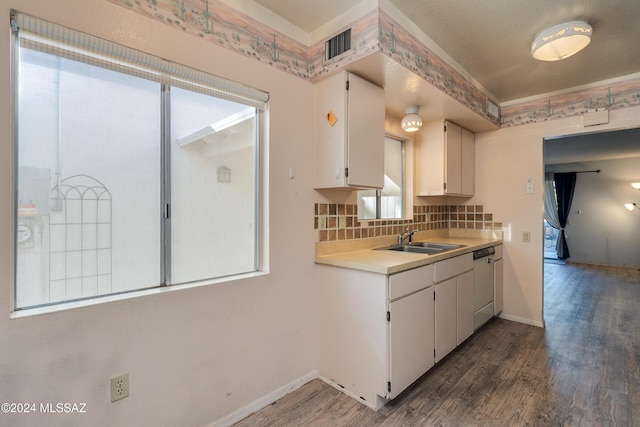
[
  {"x1": 473, "y1": 106, "x2": 640, "y2": 327},
  {"x1": 0, "y1": 1, "x2": 318, "y2": 426},
  {"x1": 547, "y1": 157, "x2": 640, "y2": 268}
]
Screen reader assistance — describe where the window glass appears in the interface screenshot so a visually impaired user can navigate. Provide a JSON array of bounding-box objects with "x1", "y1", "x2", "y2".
[
  {"x1": 170, "y1": 88, "x2": 257, "y2": 284},
  {"x1": 358, "y1": 136, "x2": 404, "y2": 220},
  {"x1": 16, "y1": 49, "x2": 161, "y2": 308},
  {"x1": 13, "y1": 16, "x2": 264, "y2": 310}
]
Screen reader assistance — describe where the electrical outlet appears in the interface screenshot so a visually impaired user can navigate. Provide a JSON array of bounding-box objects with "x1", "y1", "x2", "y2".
[
  {"x1": 525, "y1": 177, "x2": 534, "y2": 194},
  {"x1": 339, "y1": 215, "x2": 346, "y2": 228},
  {"x1": 110, "y1": 373, "x2": 129, "y2": 402}
]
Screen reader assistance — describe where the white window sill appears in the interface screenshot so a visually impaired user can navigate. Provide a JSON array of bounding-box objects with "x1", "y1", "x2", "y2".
[{"x1": 10, "y1": 271, "x2": 269, "y2": 319}]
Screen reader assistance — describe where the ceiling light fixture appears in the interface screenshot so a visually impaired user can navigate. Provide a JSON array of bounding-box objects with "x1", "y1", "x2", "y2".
[
  {"x1": 631, "y1": 182, "x2": 640, "y2": 190},
  {"x1": 531, "y1": 21, "x2": 592, "y2": 61},
  {"x1": 624, "y1": 202, "x2": 638, "y2": 211},
  {"x1": 401, "y1": 105, "x2": 422, "y2": 132}
]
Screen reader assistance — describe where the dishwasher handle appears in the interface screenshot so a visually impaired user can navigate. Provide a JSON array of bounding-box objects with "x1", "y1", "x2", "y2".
[{"x1": 473, "y1": 246, "x2": 495, "y2": 260}]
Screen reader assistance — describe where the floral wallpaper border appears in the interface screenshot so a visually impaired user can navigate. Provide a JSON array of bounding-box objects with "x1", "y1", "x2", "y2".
[
  {"x1": 107, "y1": 0, "x2": 640, "y2": 128},
  {"x1": 109, "y1": 0, "x2": 310, "y2": 78},
  {"x1": 376, "y1": 11, "x2": 497, "y2": 125},
  {"x1": 500, "y1": 76, "x2": 640, "y2": 127},
  {"x1": 106, "y1": 0, "x2": 497, "y2": 123}
]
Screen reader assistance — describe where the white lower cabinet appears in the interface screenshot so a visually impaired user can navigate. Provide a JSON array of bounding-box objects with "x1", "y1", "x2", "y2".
[
  {"x1": 434, "y1": 277, "x2": 457, "y2": 362},
  {"x1": 389, "y1": 286, "x2": 434, "y2": 398},
  {"x1": 318, "y1": 263, "x2": 434, "y2": 409},
  {"x1": 494, "y1": 245, "x2": 504, "y2": 315},
  {"x1": 318, "y1": 266, "x2": 388, "y2": 409},
  {"x1": 457, "y1": 270, "x2": 474, "y2": 344},
  {"x1": 318, "y1": 251, "x2": 477, "y2": 410},
  {"x1": 434, "y1": 254, "x2": 473, "y2": 363}
]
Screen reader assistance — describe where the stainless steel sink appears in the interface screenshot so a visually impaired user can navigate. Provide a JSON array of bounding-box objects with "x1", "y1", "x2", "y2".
[
  {"x1": 381, "y1": 245, "x2": 444, "y2": 255},
  {"x1": 408, "y1": 242, "x2": 466, "y2": 250},
  {"x1": 377, "y1": 242, "x2": 466, "y2": 255}
]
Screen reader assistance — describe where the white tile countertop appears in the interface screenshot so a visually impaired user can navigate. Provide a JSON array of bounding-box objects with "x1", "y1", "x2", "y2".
[{"x1": 315, "y1": 229, "x2": 503, "y2": 275}]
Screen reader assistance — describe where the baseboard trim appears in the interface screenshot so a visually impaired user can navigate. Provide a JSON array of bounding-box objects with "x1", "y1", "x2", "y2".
[
  {"x1": 209, "y1": 370, "x2": 318, "y2": 427},
  {"x1": 498, "y1": 313, "x2": 544, "y2": 328}
]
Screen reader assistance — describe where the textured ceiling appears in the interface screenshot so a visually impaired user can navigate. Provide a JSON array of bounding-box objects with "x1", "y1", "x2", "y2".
[
  {"x1": 388, "y1": 0, "x2": 640, "y2": 102},
  {"x1": 253, "y1": 0, "x2": 640, "y2": 165},
  {"x1": 545, "y1": 128, "x2": 640, "y2": 165},
  {"x1": 253, "y1": 0, "x2": 357, "y2": 33},
  {"x1": 254, "y1": 0, "x2": 640, "y2": 103}
]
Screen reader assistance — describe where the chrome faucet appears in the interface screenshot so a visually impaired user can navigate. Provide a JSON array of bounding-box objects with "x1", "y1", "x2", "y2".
[{"x1": 398, "y1": 229, "x2": 419, "y2": 245}]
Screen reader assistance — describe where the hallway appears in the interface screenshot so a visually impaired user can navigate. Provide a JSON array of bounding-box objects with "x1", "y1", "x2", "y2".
[{"x1": 235, "y1": 263, "x2": 640, "y2": 426}]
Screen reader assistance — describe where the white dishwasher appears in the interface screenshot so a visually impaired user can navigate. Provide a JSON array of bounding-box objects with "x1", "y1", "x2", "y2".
[{"x1": 473, "y1": 246, "x2": 495, "y2": 330}]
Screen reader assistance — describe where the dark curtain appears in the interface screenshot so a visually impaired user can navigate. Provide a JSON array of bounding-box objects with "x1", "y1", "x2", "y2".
[{"x1": 553, "y1": 172, "x2": 577, "y2": 259}]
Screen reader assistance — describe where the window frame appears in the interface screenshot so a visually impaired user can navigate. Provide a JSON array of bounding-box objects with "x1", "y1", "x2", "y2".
[{"x1": 11, "y1": 13, "x2": 268, "y2": 313}]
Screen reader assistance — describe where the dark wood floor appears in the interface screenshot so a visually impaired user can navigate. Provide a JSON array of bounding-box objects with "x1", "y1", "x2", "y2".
[{"x1": 235, "y1": 262, "x2": 640, "y2": 426}]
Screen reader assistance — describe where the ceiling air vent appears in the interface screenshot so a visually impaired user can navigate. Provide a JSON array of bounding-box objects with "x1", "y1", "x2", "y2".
[
  {"x1": 325, "y1": 28, "x2": 352, "y2": 61},
  {"x1": 486, "y1": 100, "x2": 500, "y2": 119}
]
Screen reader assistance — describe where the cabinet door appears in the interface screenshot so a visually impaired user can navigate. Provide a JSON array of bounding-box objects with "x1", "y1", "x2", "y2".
[
  {"x1": 494, "y1": 258, "x2": 503, "y2": 315},
  {"x1": 444, "y1": 121, "x2": 462, "y2": 195},
  {"x1": 456, "y1": 270, "x2": 474, "y2": 345},
  {"x1": 346, "y1": 73, "x2": 385, "y2": 188},
  {"x1": 461, "y1": 128, "x2": 475, "y2": 196},
  {"x1": 314, "y1": 71, "x2": 347, "y2": 189},
  {"x1": 415, "y1": 120, "x2": 446, "y2": 196},
  {"x1": 389, "y1": 286, "x2": 434, "y2": 398},
  {"x1": 435, "y1": 277, "x2": 457, "y2": 362}
]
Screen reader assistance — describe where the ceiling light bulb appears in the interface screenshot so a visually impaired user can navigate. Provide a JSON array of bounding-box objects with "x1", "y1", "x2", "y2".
[
  {"x1": 631, "y1": 182, "x2": 640, "y2": 190},
  {"x1": 624, "y1": 203, "x2": 637, "y2": 211},
  {"x1": 531, "y1": 21, "x2": 592, "y2": 61},
  {"x1": 401, "y1": 105, "x2": 422, "y2": 132}
]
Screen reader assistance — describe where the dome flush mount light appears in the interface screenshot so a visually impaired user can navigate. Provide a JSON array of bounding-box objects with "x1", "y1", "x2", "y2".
[
  {"x1": 401, "y1": 105, "x2": 422, "y2": 132},
  {"x1": 531, "y1": 20, "x2": 592, "y2": 61}
]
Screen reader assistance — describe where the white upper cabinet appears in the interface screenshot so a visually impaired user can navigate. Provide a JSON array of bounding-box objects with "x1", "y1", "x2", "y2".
[
  {"x1": 314, "y1": 71, "x2": 385, "y2": 190},
  {"x1": 460, "y1": 126, "x2": 475, "y2": 196},
  {"x1": 416, "y1": 120, "x2": 475, "y2": 196}
]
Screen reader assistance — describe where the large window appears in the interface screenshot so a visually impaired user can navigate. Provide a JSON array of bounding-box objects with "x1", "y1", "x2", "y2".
[
  {"x1": 13, "y1": 14, "x2": 267, "y2": 310},
  {"x1": 358, "y1": 136, "x2": 405, "y2": 219}
]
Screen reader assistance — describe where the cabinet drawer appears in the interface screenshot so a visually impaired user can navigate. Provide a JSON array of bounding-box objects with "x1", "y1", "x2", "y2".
[
  {"x1": 434, "y1": 253, "x2": 472, "y2": 283},
  {"x1": 389, "y1": 264, "x2": 434, "y2": 300}
]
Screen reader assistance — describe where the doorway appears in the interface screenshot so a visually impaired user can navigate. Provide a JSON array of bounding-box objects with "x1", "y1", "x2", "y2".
[
  {"x1": 543, "y1": 220, "x2": 560, "y2": 259},
  {"x1": 543, "y1": 127, "x2": 640, "y2": 269}
]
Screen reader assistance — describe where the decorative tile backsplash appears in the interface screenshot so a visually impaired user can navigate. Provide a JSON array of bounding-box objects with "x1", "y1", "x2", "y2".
[{"x1": 314, "y1": 204, "x2": 502, "y2": 242}]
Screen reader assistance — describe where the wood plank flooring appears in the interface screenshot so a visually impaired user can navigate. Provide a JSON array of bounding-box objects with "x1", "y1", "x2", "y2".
[{"x1": 234, "y1": 262, "x2": 640, "y2": 426}]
